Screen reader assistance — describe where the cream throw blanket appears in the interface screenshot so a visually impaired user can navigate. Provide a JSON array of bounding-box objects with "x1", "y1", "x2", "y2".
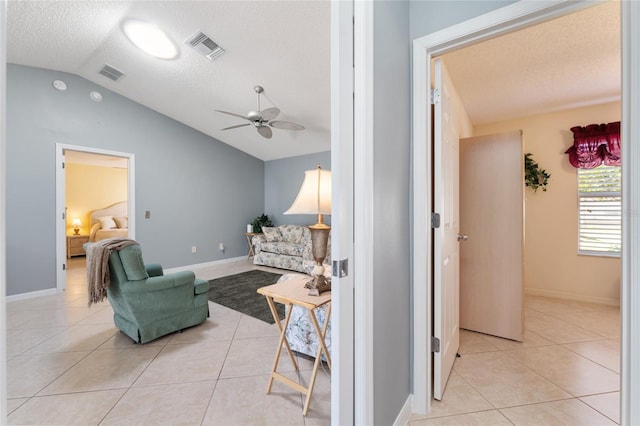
[{"x1": 86, "y1": 238, "x2": 138, "y2": 306}]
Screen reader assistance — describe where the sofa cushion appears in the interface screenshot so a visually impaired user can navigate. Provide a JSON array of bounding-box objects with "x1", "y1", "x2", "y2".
[
  {"x1": 262, "y1": 226, "x2": 281, "y2": 242},
  {"x1": 279, "y1": 224, "x2": 305, "y2": 244},
  {"x1": 119, "y1": 245, "x2": 150, "y2": 281},
  {"x1": 261, "y1": 241, "x2": 305, "y2": 257}
]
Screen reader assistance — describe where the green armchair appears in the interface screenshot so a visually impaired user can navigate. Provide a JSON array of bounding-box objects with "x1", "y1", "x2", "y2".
[{"x1": 96, "y1": 244, "x2": 209, "y2": 344}]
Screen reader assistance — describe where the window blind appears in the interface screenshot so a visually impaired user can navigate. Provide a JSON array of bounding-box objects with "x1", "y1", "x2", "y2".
[{"x1": 577, "y1": 165, "x2": 621, "y2": 255}]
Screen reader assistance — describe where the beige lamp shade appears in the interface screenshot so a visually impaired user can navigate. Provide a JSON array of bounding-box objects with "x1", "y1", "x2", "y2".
[
  {"x1": 72, "y1": 218, "x2": 82, "y2": 227},
  {"x1": 284, "y1": 165, "x2": 331, "y2": 216}
]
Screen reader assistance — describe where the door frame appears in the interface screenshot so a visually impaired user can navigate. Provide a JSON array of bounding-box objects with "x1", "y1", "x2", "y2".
[
  {"x1": 411, "y1": 1, "x2": 640, "y2": 423},
  {"x1": 55, "y1": 143, "x2": 136, "y2": 292},
  {"x1": 1, "y1": 0, "x2": 7, "y2": 420}
]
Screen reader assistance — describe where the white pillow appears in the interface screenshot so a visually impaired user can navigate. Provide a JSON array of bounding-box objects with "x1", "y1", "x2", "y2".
[
  {"x1": 97, "y1": 216, "x2": 117, "y2": 230},
  {"x1": 114, "y1": 216, "x2": 128, "y2": 229}
]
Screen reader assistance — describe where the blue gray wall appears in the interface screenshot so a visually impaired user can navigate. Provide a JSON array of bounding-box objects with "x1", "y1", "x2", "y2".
[
  {"x1": 373, "y1": 2, "x2": 411, "y2": 424},
  {"x1": 410, "y1": 0, "x2": 517, "y2": 40},
  {"x1": 264, "y1": 151, "x2": 331, "y2": 226},
  {"x1": 6, "y1": 64, "x2": 265, "y2": 296},
  {"x1": 366, "y1": 0, "x2": 519, "y2": 423}
]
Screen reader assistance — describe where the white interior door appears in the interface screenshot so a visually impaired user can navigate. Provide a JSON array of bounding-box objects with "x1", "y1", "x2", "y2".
[
  {"x1": 432, "y1": 58, "x2": 460, "y2": 400},
  {"x1": 459, "y1": 132, "x2": 524, "y2": 341}
]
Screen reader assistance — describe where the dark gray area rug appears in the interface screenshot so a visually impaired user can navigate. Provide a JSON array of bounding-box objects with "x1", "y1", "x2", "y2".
[{"x1": 208, "y1": 270, "x2": 283, "y2": 324}]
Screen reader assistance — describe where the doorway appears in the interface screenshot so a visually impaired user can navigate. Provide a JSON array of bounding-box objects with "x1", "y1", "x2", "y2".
[
  {"x1": 55, "y1": 144, "x2": 136, "y2": 292},
  {"x1": 411, "y1": 0, "x2": 639, "y2": 421}
]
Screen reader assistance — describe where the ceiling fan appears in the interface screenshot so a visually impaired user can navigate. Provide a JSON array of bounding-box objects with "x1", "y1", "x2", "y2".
[{"x1": 215, "y1": 85, "x2": 305, "y2": 139}]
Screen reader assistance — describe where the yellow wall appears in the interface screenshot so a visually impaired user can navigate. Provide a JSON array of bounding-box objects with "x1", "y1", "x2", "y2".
[
  {"x1": 474, "y1": 101, "x2": 621, "y2": 305},
  {"x1": 66, "y1": 164, "x2": 128, "y2": 236}
]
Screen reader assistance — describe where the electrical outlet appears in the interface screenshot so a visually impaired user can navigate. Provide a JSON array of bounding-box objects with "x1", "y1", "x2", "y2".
[
  {"x1": 218, "y1": 243, "x2": 225, "y2": 251},
  {"x1": 191, "y1": 246, "x2": 197, "y2": 253},
  {"x1": 145, "y1": 211, "x2": 151, "y2": 219}
]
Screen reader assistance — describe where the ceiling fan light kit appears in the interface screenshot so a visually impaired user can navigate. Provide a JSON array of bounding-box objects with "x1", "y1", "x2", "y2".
[{"x1": 216, "y1": 85, "x2": 305, "y2": 139}]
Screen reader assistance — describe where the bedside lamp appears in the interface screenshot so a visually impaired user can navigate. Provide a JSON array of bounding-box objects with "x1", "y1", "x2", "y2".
[
  {"x1": 284, "y1": 164, "x2": 331, "y2": 295},
  {"x1": 72, "y1": 218, "x2": 81, "y2": 235}
]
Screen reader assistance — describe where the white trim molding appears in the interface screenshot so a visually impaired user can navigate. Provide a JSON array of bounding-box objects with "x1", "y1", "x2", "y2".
[
  {"x1": 353, "y1": 0, "x2": 374, "y2": 424},
  {"x1": 411, "y1": 0, "x2": 633, "y2": 417},
  {"x1": 6, "y1": 288, "x2": 57, "y2": 303},
  {"x1": 0, "y1": 0, "x2": 8, "y2": 421},
  {"x1": 620, "y1": 1, "x2": 640, "y2": 423},
  {"x1": 163, "y1": 256, "x2": 246, "y2": 274},
  {"x1": 392, "y1": 395, "x2": 413, "y2": 426},
  {"x1": 55, "y1": 143, "x2": 135, "y2": 293},
  {"x1": 525, "y1": 288, "x2": 619, "y2": 307},
  {"x1": 330, "y1": 0, "x2": 356, "y2": 424}
]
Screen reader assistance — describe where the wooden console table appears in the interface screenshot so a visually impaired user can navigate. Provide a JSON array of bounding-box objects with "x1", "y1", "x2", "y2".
[{"x1": 257, "y1": 276, "x2": 331, "y2": 416}]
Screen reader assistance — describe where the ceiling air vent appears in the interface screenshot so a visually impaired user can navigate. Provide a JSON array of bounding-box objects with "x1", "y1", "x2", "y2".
[
  {"x1": 99, "y1": 64, "x2": 125, "y2": 82},
  {"x1": 186, "y1": 31, "x2": 226, "y2": 61}
]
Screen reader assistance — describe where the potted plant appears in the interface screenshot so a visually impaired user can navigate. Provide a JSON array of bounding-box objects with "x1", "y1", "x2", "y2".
[
  {"x1": 524, "y1": 153, "x2": 551, "y2": 192},
  {"x1": 251, "y1": 214, "x2": 273, "y2": 233}
]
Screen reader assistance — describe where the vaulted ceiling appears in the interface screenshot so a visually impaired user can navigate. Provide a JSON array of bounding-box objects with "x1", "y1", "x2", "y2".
[
  {"x1": 7, "y1": 1, "x2": 330, "y2": 161},
  {"x1": 7, "y1": 1, "x2": 619, "y2": 161}
]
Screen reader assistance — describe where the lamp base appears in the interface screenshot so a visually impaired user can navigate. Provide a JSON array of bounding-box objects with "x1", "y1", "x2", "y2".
[
  {"x1": 305, "y1": 273, "x2": 331, "y2": 296},
  {"x1": 73, "y1": 228, "x2": 80, "y2": 235}
]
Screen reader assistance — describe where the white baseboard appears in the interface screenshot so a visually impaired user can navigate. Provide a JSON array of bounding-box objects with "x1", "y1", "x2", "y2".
[
  {"x1": 163, "y1": 256, "x2": 248, "y2": 274},
  {"x1": 7, "y1": 288, "x2": 58, "y2": 302},
  {"x1": 393, "y1": 394, "x2": 413, "y2": 426},
  {"x1": 525, "y1": 287, "x2": 620, "y2": 307}
]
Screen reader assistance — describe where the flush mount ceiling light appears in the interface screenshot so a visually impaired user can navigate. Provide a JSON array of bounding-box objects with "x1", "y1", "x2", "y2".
[{"x1": 122, "y1": 20, "x2": 178, "y2": 59}]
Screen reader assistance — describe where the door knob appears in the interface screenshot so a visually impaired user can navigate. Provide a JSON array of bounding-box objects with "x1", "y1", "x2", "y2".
[{"x1": 457, "y1": 233, "x2": 469, "y2": 241}]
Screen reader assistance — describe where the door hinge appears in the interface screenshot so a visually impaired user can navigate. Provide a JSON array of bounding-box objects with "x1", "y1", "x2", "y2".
[
  {"x1": 431, "y1": 212, "x2": 441, "y2": 229},
  {"x1": 62, "y1": 162, "x2": 65, "y2": 169},
  {"x1": 62, "y1": 263, "x2": 66, "y2": 271},
  {"x1": 431, "y1": 336, "x2": 440, "y2": 353},
  {"x1": 62, "y1": 212, "x2": 65, "y2": 220},
  {"x1": 431, "y1": 88, "x2": 440, "y2": 104},
  {"x1": 332, "y1": 259, "x2": 348, "y2": 278}
]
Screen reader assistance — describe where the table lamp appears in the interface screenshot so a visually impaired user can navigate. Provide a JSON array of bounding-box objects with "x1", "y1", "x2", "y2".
[
  {"x1": 284, "y1": 164, "x2": 331, "y2": 295},
  {"x1": 72, "y1": 218, "x2": 82, "y2": 235}
]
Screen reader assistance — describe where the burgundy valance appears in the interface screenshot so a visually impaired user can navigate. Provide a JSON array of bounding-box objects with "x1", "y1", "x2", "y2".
[{"x1": 565, "y1": 121, "x2": 621, "y2": 169}]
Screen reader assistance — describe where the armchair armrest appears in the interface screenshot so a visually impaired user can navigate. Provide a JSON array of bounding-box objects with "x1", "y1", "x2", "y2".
[
  {"x1": 145, "y1": 263, "x2": 163, "y2": 277},
  {"x1": 121, "y1": 271, "x2": 197, "y2": 294}
]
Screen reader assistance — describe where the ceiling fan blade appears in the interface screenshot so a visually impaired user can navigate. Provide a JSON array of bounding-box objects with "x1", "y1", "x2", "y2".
[
  {"x1": 215, "y1": 110, "x2": 250, "y2": 121},
  {"x1": 269, "y1": 120, "x2": 305, "y2": 131},
  {"x1": 221, "y1": 123, "x2": 251, "y2": 131},
  {"x1": 260, "y1": 107, "x2": 280, "y2": 121},
  {"x1": 257, "y1": 125, "x2": 273, "y2": 139}
]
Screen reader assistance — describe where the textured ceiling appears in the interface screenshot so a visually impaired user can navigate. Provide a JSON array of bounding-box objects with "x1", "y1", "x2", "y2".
[
  {"x1": 7, "y1": 1, "x2": 620, "y2": 160},
  {"x1": 441, "y1": 1, "x2": 620, "y2": 125},
  {"x1": 7, "y1": 1, "x2": 330, "y2": 161}
]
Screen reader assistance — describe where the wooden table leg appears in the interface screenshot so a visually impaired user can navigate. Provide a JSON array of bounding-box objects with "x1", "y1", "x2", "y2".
[
  {"x1": 246, "y1": 234, "x2": 255, "y2": 258},
  {"x1": 265, "y1": 298, "x2": 298, "y2": 394},
  {"x1": 302, "y1": 303, "x2": 332, "y2": 416}
]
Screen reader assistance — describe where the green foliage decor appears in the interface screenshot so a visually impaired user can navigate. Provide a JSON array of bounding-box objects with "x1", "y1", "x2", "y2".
[
  {"x1": 524, "y1": 153, "x2": 551, "y2": 192},
  {"x1": 251, "y1": 214, "x2": 273, "y2": 233}
]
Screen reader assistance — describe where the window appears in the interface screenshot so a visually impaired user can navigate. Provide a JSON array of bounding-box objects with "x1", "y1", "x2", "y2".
[{"x1": 578, "y1": 165, "x2": 621, "y2": 256}]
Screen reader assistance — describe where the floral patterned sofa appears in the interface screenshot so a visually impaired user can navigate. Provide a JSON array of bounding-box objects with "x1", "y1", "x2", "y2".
[
  {"x1": 278, "y1": 274, "x2": 331, "y2": 361},
  {"x1": 252, "y1": 224, "x2": 331, "y2": 273}
]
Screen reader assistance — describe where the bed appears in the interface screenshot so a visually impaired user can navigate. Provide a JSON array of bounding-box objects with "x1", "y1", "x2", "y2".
[{"x1": 89, "y1": 201, "x2": 129, "y2": 242}]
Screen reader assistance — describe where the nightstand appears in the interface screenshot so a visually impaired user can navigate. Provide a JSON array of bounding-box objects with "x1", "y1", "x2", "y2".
[{"x1": 67, "y1": 235, "x2": 90, "y2": 258}]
